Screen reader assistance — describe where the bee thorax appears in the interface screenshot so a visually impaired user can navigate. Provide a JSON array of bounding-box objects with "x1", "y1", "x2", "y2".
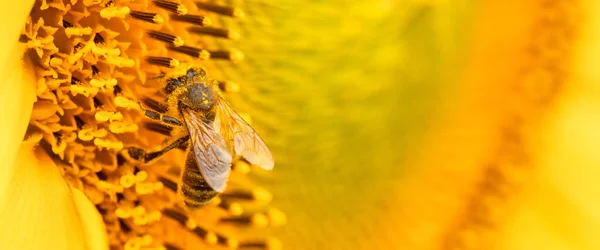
[{"x1": 181, "y1": 83, "x2": 215, "y2": 112}]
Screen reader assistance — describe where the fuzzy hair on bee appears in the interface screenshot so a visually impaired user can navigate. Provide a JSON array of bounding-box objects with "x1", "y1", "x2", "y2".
[{"x1": 122, "y1": 65, "x2": 274, "y2": 209}]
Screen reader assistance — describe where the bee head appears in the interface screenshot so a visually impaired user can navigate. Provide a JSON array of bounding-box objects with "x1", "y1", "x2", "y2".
[{"x1": 163, "y1": 67, "x2": 207, "y2": 94}]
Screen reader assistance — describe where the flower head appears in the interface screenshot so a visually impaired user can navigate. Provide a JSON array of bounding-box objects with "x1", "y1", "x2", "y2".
[{"x1": 3, "y1": 0, "x2": 284, "y2": 249}]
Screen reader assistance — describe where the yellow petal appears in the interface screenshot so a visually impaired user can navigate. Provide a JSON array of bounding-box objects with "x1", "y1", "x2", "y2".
[
  {"x1": 0, "y1": 43, "x2": 37, "y2": 207},
  {"x1": 0, "y1": 136, "x2": 108, "y2": 250},
  {"x1": 0, "y1": 0, "x2": 37, "y2": 206},
  {"x1": 71, "y1": 187, "x2": 109, "y2": 250}
]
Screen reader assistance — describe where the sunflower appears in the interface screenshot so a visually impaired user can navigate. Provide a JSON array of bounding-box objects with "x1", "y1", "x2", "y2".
[{"x1": 2, "y1": 0, "x2": 284, "y2": 249}]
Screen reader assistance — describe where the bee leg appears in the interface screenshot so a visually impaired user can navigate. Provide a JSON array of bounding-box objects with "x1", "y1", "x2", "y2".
[
  {"x1": 142, "y1": 108, "x2": 183, "y2": 126},
  {"x1": 125, "y1": 135, "x2": 190, "y2": 163}
]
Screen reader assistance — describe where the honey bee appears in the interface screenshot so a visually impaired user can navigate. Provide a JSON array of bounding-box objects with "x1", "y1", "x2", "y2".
[{"x1": 125, "y1": 66, "x2": 274, "y2": 208}]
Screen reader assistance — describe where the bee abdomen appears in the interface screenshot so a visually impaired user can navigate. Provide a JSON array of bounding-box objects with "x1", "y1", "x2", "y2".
[{"x1": 180, "y1": 153, "x2": 219, "y2": 209}]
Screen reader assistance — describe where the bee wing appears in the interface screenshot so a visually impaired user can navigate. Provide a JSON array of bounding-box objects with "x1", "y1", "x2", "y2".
[
  {"x1": 214, "y1": 96, "x2": 274, "y2": 170},
  {"x1": 182, "y1": 109, "x2": 233, "y2": 192}
]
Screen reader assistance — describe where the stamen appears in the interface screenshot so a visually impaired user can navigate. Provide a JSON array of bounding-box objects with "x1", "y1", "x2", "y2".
[
  {"x1": 195, "y1": 2, "x2": 245, "y2": 18},
  {"x1": 74, "y1": 116, "x2": 85, "y2": 129},
  {"x1": 153, "y1": 0, "x2": 188, "y2": 15},
  {"x1": 171, "y1": 14, "x2": 212, "y2": 26},
  {"x1": 208, "y1": 49, "x2": 244, "y2": 62},
  {"x1": 188, "y1": 26, "x2": 239, "y2": 40},
  {"x1": 220, "y1": 213, "x2": 269, "y2": 228},
  {"x1": 94, "y1": 33, "x2": 105, "y2": 44},
  {"x1": 266, "y1": 208, "x2": 287, "y2": 227},
  {"x1": 146, "y1": 56, "x2": 180, "y2": 68},
  {"x1": 220, "y1": 187, "x2": 272, "y2": 202},
  {"x1": 218, "y1": 80, "x2": 240, "y2": 93},
  {"x1": 163, "y1": 209, "x2": 219, "y2": 244},
  {"x1": 157, "y1": 177, "x2": 179, "y2": 194},
  {"x1": 129, "y1": 11, "x2": 164, "y2": 24},
  {"x1": 215, "y1": 234, "x2": 238, "y2": 249},
  {"x1": 168, "y1": 45, "x2": 210, "y2": 59},
  {"x1": 70, "y1": 76, "x2": 81, "y2": 85},
  {"x1": 147, "y1": 31, "x2": 184, "y2": 47},
  {"x1": 93, "y1": 97, "x2": 104, "y2": 108},
  {"x1": 164, "y1": 243, "x2": 182, "y2": 250},
  {"x1": 232, "y1": 160, "x2": 251, "y2": 174},
  {"x1": 91, "y1": 65, "x2": 99, "y2": 76},
  {"x1": 18, "y1": 34, "x2": 29, "y2": 43},
  {"x1": 218, "y1": 201, "x2": 243, "y2": 216},
  {"x1": 113, "y1": 84, "x2": 122, "y2": 95},
  {"x1": 239, "y1": 238, "x2": 282, "y2": 250},
  {"x1": 62, "y1": 20, "x2": 73, "y2": 28}
]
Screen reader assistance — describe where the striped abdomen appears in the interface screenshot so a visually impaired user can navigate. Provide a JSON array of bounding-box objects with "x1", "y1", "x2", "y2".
[{"x1": 179, "y1": 152, "x2": 219, "y2": 209}]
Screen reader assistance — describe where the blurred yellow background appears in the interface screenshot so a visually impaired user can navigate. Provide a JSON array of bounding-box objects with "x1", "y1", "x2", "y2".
[{"x1": 220, "y1": 0, "x2": 600, "y2": 249}]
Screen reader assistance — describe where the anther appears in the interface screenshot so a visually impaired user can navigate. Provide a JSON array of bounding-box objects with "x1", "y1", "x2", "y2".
[
  {"x1": 94, "y1": 33, "x2": 105, "y2": 44},
  {"x1": 266, "y1": 208, "x2": 287, "y2": 227},
  {"x1": 168, "y1": 45, "x2": 210, "y2": 59},
  {"x1": 240, "y1": 238, "x2": 282, "y2": 250},
  {"x1": 218, "y1": 201, "x2": 243, "y2": 216},
  {"x1": 70, "y1": 76, "x2": 81, "y2": 85},
  {"x1": 19, "y1": 34, "x2": 29, "y2": 43},
  {"x1": 153, "y1": 0, "x2": 188, "y2": 15},
  {"x1": 213, "y1": 234, "x2": 238, "y2": 249},
  {"x1": 157, "y1": 176, "x2": 177, "y2": 192},
  {"x1": 147, "y1": 31, "x2": 184, "y2": 47},
  {"x1": 220, "y1": 187, "x2": 272, "y2": 202},
  {"x1": 171, "y1": 14, "x2": 212, "y2": 26},
  {"x1": 74, "y1": 43, "x2": 84, "y2": 52},
  {"x1": 195, "y1": 2, "x2": 245, "y2": 18},
  {"x1": 163, "y1": 208, "x2": 187, "y2": 224},
  {"x1": 163, "y1": 209, "x2": 220, "y2": 244},
  {"x1": 130, "y1": 11, "x2": 164, "y2": 24},
  {"x1": 93, "y1": 97, "x2": 104, "y2": 108},
  {"x1": 113, "y1": 84, "x2": 122, "y2": 95},
  {"x1": 208, "y1": 49, "x2": 244, "y2": 62},
  {"x1": 74, "y1": 115, "x2": 85, "y2": 129},
  {"x1": 218, "y1": 80, "x2": 240, "y2": 93},
  {"x1": 164, "y1": 243, "x2": 182, "y2": 250},
  {"x1": 62, "y1": 20, "x2": 73, "y2": 28},
  {"x1": 188, "y1": 26, "x2": 239, "y2": 40},
  {"x1": 220, "y1": 213, "x2": 269, "y2": 228},
  {"x1": 146, "y1": 56, "x2": 180, "y2": 68},
  {"x1": 91, "y1": 65, "x2": 100, "y2": 75}
]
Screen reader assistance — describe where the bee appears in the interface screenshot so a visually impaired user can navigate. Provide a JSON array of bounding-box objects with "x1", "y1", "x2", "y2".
[{"x1": 125, "y1": 66, "x2": 274, "y2": 208}]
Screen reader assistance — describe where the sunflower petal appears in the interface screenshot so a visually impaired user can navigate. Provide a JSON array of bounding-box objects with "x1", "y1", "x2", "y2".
[
  {"x1": 0, "y1": 136, "x2": 107, "y2": 250},
  {"x1": 71, "y1": 187, "x2": 109, "y2": 250},
  {"x1": 0, "y1": 0, "x2": 38, "y2": 208},
  {"x1": 0, "y1": 44, "x2": 37, "y2": 209}
]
